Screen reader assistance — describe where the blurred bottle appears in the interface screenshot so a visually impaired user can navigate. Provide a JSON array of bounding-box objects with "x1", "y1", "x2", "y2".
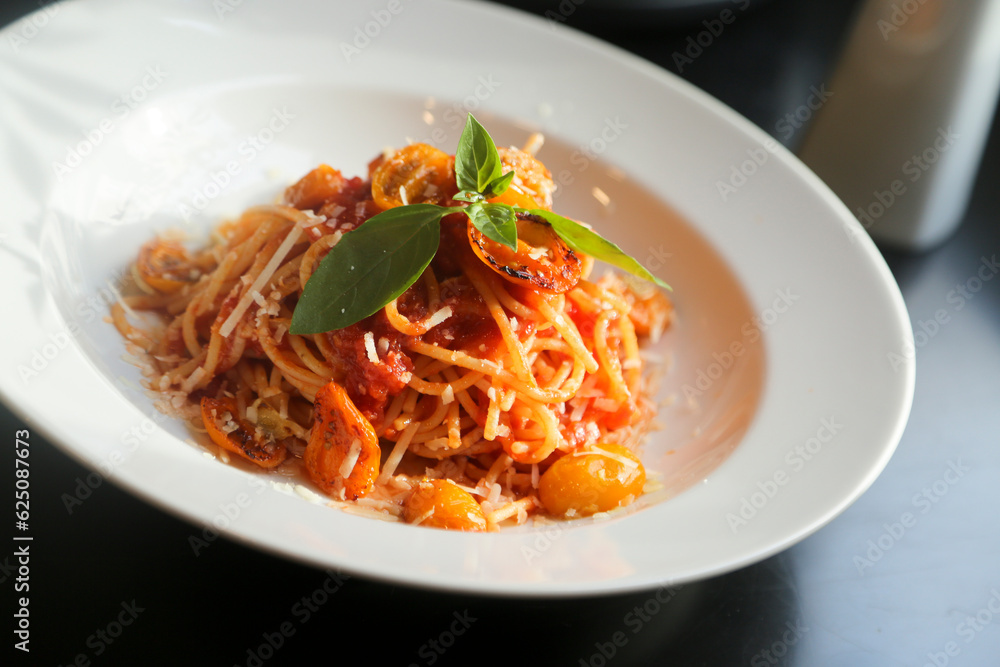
[{"x1": 798, "y1": 0, "x2": 1000, "y2": 250}]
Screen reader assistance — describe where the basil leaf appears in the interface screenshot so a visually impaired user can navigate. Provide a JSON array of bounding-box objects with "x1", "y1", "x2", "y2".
[
  {"x1": 454, "y1": 190, "x2": 485, "y2": 204},
  {"x1": 483, "y1": 170, "x2": 514, "y2": 198},
  {"x1": 455, "y1": 114, "x2": 502, "y2": 194},
  {"x1": 467, "y1": 202, "x2": 518, "y2": 250},
  {"x1": 523, "y1": 208, "x2": 671, "y2": 289},
  {"x1": 290, "y1": 204, "x2": 447, "y2": 334}
]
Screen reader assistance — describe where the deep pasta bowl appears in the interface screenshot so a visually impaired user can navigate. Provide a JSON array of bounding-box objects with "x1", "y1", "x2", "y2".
[{"x1": 0, "y1": 0, "x2": 914, "y2": 595}]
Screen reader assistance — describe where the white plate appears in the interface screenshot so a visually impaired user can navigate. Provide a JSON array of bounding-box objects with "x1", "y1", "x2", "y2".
[{"x1": 0, "y1": 0, "x2": 914, "y2": 595}]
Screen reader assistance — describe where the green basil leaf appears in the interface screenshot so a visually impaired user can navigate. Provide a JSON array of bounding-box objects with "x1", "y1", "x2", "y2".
[
  {"x1": 455, "y1": 114, "x2": 503, "y2": 194},
  {"x1": 467, "y1": 202, "x2": 518, "y2": 251},
  {"x1": 483, "y1": 170, "x2": 514, "y2": 198},
  {"x1": 290, "y1": 204, "x2": 447, "y2": 334},
  {"x1": 522, "y1": 208, "x2": 671, "y2": 289},
  {"x1": 454, "y1": 190, "x2": 485, "y2": 204}
]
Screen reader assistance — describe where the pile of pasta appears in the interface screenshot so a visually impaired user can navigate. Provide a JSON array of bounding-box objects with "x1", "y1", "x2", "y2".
[{"x1": 113, "y1": 140, "x2": 672, "y2": 530}]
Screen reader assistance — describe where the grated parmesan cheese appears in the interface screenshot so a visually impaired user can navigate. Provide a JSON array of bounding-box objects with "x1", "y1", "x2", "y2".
[
  {"x1": 339, "y1": 439, "x2": 362, "y2": 479},
  {"x1": 294, "y1": 485, "x2": 326, "y2": 503},
  {"x1": 583, "y1": 445, "x2": 640, "y2": 470},
  {"x1": 298, "y1": 210, "x2": 327, "y2": 228},
  {"x1": 424, "y1": 305, "x2": 452, "y2": 329},
  {"x1": 220, "y1": 226, "x2": 303, "y2": 337},
  {"x1": 364, "y1": 331, "x2": 379, "y2": 364},
  {"x1": 569, "y1": 398, "x2": 589, "y2": 422},
  {"x1": 441, "y1": 384, "x2": 455, "y2": 405}
]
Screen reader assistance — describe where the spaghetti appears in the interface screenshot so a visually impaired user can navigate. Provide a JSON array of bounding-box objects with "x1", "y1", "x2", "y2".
[{"x1": 113, "y1": 133, "x2": 672, "y2": 531}]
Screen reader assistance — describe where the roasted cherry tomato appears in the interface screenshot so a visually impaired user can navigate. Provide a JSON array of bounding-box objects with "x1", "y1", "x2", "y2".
[
  {"x1": 403, "y1": 479, "x2": 488, "y2": 531},
  {"x1": 489, "y1": 147, "x2": 554, "y2": 210},
  {"x1": 538, "y1": 443, "x2": 645, "y2": 517},
  {"x1": 305, "y1": 381, "x2": 380, "y2": 500},
  {"x1": 371, "y1": 143, "x2": 455, "y2": 210},
  {"x1": 201, "y1": 396, "x2": 288, "y2": 468},
  {"x1": 135, "y1": 239, "x2": 195, "y2": 293},
  {"x1": 284, "y1": 164, "x2": 346, "y2": 211},
  {"x1": 468, "y1": 212, "x2": 582, "y2": 294}
]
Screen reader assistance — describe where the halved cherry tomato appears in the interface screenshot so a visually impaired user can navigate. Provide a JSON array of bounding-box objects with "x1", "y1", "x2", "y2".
[
  {"x1": 200, "y1": 396, "x2": 288, "y2": 468},
  {"x1": 491, "y1": 146, "x2": 554, "y2": 210},
  {"x1": 371, "y1": 143, "x2": 455, "y2": 210},
  {"x1": 305, "y1": 381, "x2": 380, "y2": 500},
  {"x1": 135, "y1": 239, "x2": 195, "y2": 294},
  {"x1": 403, "y1": 479, "x2": 487, "y2": 531},
  {"x1": 538, "y1": 443, "x2": 645, "y2": 517},
  {"x1": 284, "y1": 164, "x2": 346, "y2": 211},
  {"x1": 468, "y1": 212, "x2": 582, "y2": 294}
]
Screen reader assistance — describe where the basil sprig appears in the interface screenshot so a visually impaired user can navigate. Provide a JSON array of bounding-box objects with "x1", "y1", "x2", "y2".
[
  {"x1": 455, "y1": 114, "x2": 513, "y2": 200},
  {"x1": 289, "y1": 114, "x2": 668, "y2": 335}
]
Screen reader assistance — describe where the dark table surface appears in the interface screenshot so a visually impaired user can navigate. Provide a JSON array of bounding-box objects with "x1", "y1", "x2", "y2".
[{"x1": 2, "y1": 0, "x2": 998, "y2": 665}]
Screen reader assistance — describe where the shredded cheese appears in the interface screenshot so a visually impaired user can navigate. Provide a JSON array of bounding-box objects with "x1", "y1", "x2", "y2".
[
  {"x1": 220, "y1": 226, "x2": 303, "y2": 337},
  {"x1": 339, "y1": 439, "x2": 363, "y2": 479},
  {"x1": 364, "y1": 331, "x2": 379, "y2": 364},
  {"x1": 522, "y1": 132, "x2": 544, "y2": 156},
  {"x1": 583, "y1": 445, "x2": 641, "y2": 470},
  {"x1": 424, "y1": 305, "x2": 452, "y2": 329}
]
